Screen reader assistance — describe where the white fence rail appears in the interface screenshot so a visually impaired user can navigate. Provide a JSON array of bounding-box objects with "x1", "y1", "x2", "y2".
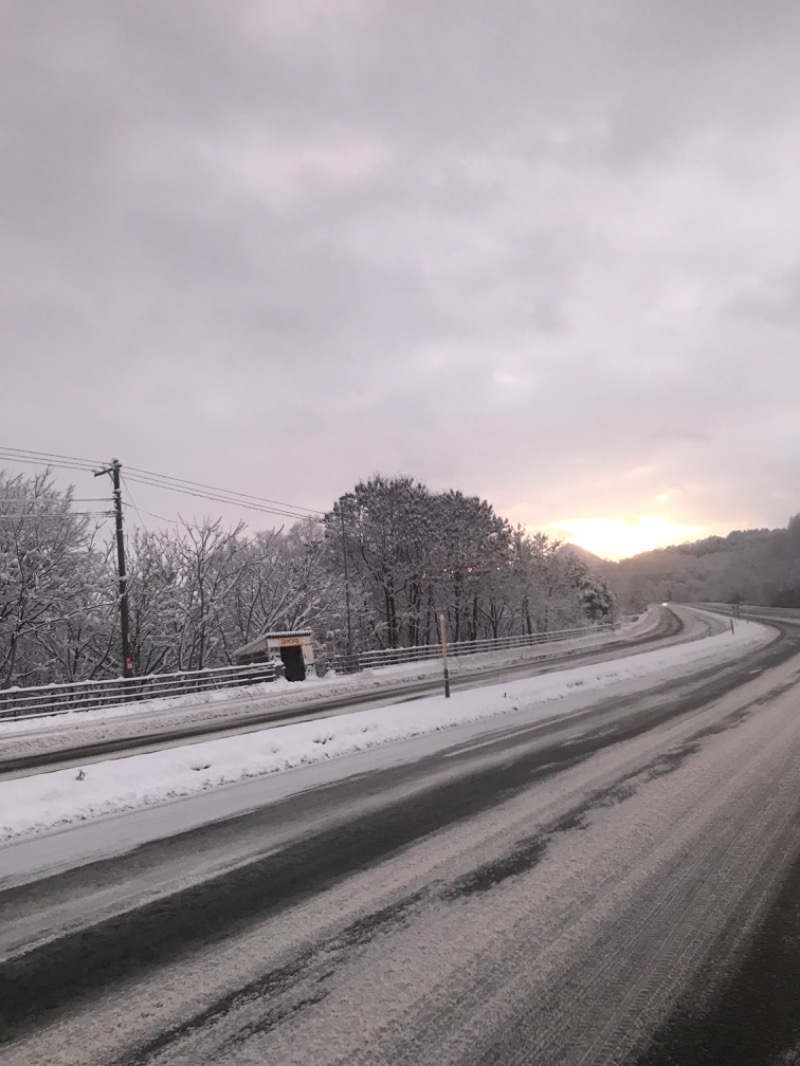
[
  {"x1": 0, "y1": 661, "x2": 276, "y2": 721},
  {"x1": 341, "y1": 622, "x2": 618, "y2": 672}
]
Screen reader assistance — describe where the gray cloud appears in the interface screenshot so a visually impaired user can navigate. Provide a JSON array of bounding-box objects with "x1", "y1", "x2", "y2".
[{"x1": 2, "y1": 0, "x2": 800, "y2": 553}]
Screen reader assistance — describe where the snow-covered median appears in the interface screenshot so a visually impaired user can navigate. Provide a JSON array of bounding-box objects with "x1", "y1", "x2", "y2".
[{"x1": 0, "y1": 617, "x2": 772, "y2": 842}]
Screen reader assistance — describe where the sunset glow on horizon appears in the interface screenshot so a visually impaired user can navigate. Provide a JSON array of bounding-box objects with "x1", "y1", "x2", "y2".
[{"x1": 550, "y1": 516, "x2": 709, "y2": 561}]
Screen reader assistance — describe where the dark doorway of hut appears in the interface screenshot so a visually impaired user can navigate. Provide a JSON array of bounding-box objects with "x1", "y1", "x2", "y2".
[{"x1": 281, "y1": 645, "x2": 306, "y2": 681}]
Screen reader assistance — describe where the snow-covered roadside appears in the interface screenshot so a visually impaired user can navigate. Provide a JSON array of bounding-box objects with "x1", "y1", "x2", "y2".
[
  {"x1": 0, "y1": 610, "x2": 660, "y2": 757},
  {"x1": 1, "y1": 613, "x2": 656, "y2": 737},
  {"x1": 0, "y1": 616, "x2": 772, "y2": 843}
]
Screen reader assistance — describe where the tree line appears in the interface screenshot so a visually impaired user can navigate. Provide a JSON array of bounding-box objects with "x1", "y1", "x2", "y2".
[
  {"x1": 0, "y1": 469, "x2": 615, "y2": 688},
  {"x1": 611, "y1": 516, "x2": 800, "y2": 611}
]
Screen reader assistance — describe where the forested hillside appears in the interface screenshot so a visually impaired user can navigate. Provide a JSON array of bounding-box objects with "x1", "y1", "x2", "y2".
[
  {"x1": 0, "y1": 470, "x2": 614, "y2": 688},
  {"x1": 611, "y1": 516, "x2": 800, "y2": 610}
]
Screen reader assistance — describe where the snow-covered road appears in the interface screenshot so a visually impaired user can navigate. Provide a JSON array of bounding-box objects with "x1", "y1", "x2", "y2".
[{"x1": 2, "y1": 607, "x2": 799, "y2": 1065}]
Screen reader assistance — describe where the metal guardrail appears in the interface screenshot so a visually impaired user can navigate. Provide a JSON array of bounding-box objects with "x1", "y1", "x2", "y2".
[
  {"x1": 0, "y1": 622, "x2": 618, "y2": 722},
  {"x1": 0, "y1": 661, "x2": 276, "y2": 721},
  {"x1": 340, "y1": 622, "x2": 618, "y2": 672}
]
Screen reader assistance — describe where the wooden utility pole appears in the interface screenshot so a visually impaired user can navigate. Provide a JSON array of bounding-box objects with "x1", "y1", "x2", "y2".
[
  {"x1": 95, "y1": 458, "x2": 133, "y2": 678},
  {"x1": 339, "y1": 504, "x2": 353, "y2": 666}
]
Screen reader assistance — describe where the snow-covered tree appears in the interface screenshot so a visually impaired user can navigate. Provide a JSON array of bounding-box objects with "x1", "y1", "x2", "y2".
[
  {"x1": 0, "y1": 470, "x2": 116, "y2": 686},
  {"x1": 326, "y1": 476, "x2": 435, "y2": 650},
  {"x1": 325, "y1": 476, "x2": 609, "y2": 652},
  {"x1": 1, "y1": 467, "x2": 617, "y2": 688}
]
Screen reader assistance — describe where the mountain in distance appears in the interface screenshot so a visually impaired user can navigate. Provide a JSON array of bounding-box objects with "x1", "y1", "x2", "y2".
[
  {"x1": 607, "y1": 515, "x2": 800, "y2": 611},
  {"x1": 559, "y1": 542, "x2": 607, "y2": 569}
]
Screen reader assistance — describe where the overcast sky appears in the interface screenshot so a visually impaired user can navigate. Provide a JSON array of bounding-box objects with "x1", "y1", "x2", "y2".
[{"x1": 2, "y1": 1, "x2": 799, "y2": 558}]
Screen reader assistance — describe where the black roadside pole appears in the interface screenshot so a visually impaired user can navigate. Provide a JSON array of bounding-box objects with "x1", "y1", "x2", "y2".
[
  {"x1": 95, "y1": 459, "x2": 133, "y2": 679},
  {"x1": 439, "y1": 612, "x2": 451, "y2": 698}
]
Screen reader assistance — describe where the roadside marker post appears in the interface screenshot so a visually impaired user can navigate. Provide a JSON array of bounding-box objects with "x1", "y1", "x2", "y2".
[{"x1": 439, "y1": 613, "x2": 451, "y2": 699}]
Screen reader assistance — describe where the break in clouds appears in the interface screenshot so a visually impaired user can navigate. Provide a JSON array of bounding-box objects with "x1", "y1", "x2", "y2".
[{"x1": 1, "y1": 0, "x2": 800, "y2": 551}]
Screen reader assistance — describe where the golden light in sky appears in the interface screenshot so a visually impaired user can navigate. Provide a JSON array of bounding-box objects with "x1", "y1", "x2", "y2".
[{"x1": 551, "y1": 516, "x2": 709, "y2": 561}]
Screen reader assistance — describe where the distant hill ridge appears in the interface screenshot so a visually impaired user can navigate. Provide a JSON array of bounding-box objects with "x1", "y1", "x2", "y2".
[
  {"x1": 560, "y1": 543, "x2": 606, "y2": 568},
  {"x1": 609, "y1": 516, "x2": 800, "y2": 610}
]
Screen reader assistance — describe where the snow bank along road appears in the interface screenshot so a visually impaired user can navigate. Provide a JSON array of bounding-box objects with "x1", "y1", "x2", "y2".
[
  {"x1": 0, "y1": 606, "x2": 686, "y2": 777},
  {"x1": 0, "y1": 609, "x2": 744, "y2": 840},
  {"x1": 3, "y1": 608, "x2": 800, "y2": 1063}
]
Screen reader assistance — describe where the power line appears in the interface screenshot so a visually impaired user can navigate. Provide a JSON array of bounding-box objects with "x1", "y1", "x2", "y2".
[
  {"x1": 122, "y1": 472, "x2": 322, "y2": 522},
  {"x1": 119, "y1": 476, "x2": 182, "y2": 527},
  {"x1": 120, "y1": 476, "x2": 147, "y2": 528},
  {"x1": 0, "y1": 511, "x2": 114, "y2": 519},
  {"x1": 0, "y1": 497, "x2": 110, "y2": 503},
  {"x1": 0, "y1": 446, "x2": 100, "y2": 470},
  {"x1": 0, "y1": 445, "x2": 100, "y2": 466},
  {"x1": 1, "y1": 447, "x2": 326, "y2": 523},
  {"x1": 124, "y1": 465, "x2": 324, "y2": 515},
  {"x1": 0, "y1": 445, "x2": 99, "y2": 462},
  {"x1": 0, "y1": 455, "x2": 97, "y2": 477},
  {"x1": 124, "y1": 502, "x2": 182, "y2": 526},
  {"x1": 122, "y1": 479, "x2": 322, "y2": 520},
  {"x1": 121, "y1": 477, "x2": 186, "y2": 529},
  {"x1": 0, "y1": 457, "x2": 95, "y2": 475}
]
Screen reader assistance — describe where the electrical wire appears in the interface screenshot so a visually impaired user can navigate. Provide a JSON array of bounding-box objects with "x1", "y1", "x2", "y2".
[
  {"x1": 1, "y1": 447, "x2": 326, "y2": 524},
  {"x1": 120, "y1": 476, "x2": 146, "y2": 526},
  {"x1": 0, "y1": 445, "x2": 99, "y2": 463},
  {"x1": 121, "y1": 477, "x2": 184, "y2": 529},
  {"x1": 123, "y1": 503, "x2": 182, "y2": 526},
  {"x1": 121, "y1": 468, "x2": 320, "y2": 529},
  {"x1": 122, "y1": 480, "x2": 322, "y2": 520},
  {"x1": 122, "y1": 472, "x2": 321, "y2": 522},
  {"x1": 124, "y1": 465, "x2": 324, "y2": 515},
  {"x1": 0, "y1": 446, "x2": 100, "y2": 471},
  {"x1": 0, "y1": 497, "x2": 110, "y2": 503},
  {"x1": 0, "y1": 511, "x2": 114, "y2": 519},
  {"x1": 0, "y1": 456, "x2": 97, "y2": 476}
]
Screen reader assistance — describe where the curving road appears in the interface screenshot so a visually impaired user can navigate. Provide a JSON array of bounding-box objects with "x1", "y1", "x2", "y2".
[{"x1": 2, "y1": 607, "x2": 800, "y2": 1064}]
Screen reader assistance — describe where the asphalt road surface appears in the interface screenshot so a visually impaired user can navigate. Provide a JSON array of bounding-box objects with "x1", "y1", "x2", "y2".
[{"x1": 2, "y1": 610, "x2": 800, "y2": 1064}]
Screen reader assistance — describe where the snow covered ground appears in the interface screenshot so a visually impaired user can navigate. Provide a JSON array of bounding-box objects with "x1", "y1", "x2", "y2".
[
  {"x1": 0, "y1": 612, "x2": 657, "y2": 739},
  {"x1": 0, "y1": 611, "x2": 772, "y2": 843},
  {"x1": 0, "y1": 611, "x2": 663, "y2": 768}
]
